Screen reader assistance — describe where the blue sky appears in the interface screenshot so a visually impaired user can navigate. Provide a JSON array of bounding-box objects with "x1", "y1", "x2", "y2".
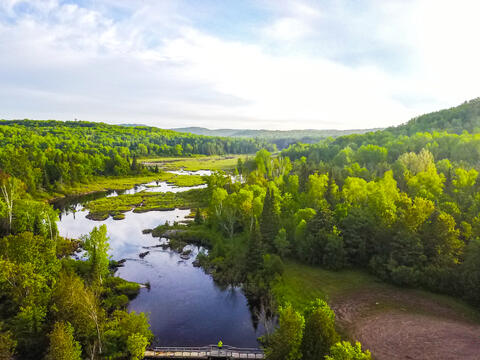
[{"x1": 1, "y1": 0, "x2": 479, "y2": 130}]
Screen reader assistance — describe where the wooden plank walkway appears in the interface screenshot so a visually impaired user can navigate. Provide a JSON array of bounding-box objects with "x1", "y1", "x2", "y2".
[{"x1": 145, "y1": 345, "x2": 264, "y2": 359}]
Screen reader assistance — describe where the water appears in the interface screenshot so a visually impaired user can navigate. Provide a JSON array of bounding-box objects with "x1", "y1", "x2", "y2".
[{"x1": 55, "y1": 180, "x2": 263, "y2": 347}]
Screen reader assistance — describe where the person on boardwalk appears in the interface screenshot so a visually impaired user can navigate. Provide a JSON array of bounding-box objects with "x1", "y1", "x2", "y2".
[{"x1": 218, "y1": 340, "x2": 223, "y2": 349}]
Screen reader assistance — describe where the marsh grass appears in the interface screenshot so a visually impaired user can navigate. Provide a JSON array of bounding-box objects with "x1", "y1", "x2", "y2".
[
  {"x1": 141, "y1": 154, "x2": 250, "y2": 171},
  {"x1": 85, "y1": 188, "x2": 208, "y2": 220}
]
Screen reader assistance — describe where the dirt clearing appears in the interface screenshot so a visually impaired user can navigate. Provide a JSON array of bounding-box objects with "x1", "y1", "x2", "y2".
[{"x1": 332, "y1": 289, "x2": 480, "y2": 360}]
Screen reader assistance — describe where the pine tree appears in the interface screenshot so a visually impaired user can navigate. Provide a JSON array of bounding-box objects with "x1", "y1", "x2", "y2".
[
  {"x1": 130, "y1": 156, "x2": 138, "y2": 172},
  {"x1": 260, "y1": 188, "x2": 279, "y2": 251},
  {"x1": 325, "y1": 171, "x2": 338, "y2": 208},
  {"x1": 245, "y1": 223, "x2": 263, "y2": 274}
]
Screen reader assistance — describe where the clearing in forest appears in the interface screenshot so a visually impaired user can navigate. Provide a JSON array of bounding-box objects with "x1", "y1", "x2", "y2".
[{"x1": 274, "y1": 261, "x2": 480, "y2": 360}]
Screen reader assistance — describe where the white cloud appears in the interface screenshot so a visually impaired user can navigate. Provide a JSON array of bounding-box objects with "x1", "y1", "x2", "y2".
[
  {"x1": 263, "y1": 17, "x2": 314, "y2": 41},
  {"x1": 0, "y1": 0, "x2": 479, "y2": 130}
]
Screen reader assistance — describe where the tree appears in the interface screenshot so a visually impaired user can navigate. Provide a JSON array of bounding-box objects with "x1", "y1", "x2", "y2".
[
  {"x1": 126, "y1": 333, "x2": 149, "y2": 360},
  {"x1": 265, "y1": 303, "x2": 304, "y2": 360},
  {"x1": 245, "y1": 224, "x2": 263, "y2": 274},
  {"x1": 273, "y1": 228, "x2": 290, "y2": 258},
  {"x1": 0, "y1": 172, "x2": 25, "y2": 234},
  {"x1": 306, "y1": 173, "x2": 329, "y2": 209},
  {"x1": 130, "y1": 156, "x2": 139, "y2": 172},
  {"x1": 255, "y1": 149, "x2": 272, "y2": 178},
  {"x1": 420, "y1": 210, "x2": 462, "y2": 266},
  {"x1": 52, "y1": 272, "x2": 105, "y2": 358},
  {"x1": 260, "y1": 188, "x2": 279, "y2": 251},
  {"x1": 103, "y1": 310, "x2": 153, "y2": 359},
  {"x1": 322, "y1": 229, "x2": 346, "y2": 270},
  {"x1": 0, "y1": 329, "x2": 16, "y2": 360},
  {"x1": 406, "y1": 166, "x2": 445, "y2": 200},
  {"x1": 325, "y1": 341, "x2": 372, "y2": 360},
  {"x1": 301, "y1": 299, "x2": 339, "y2": 360},
  {"x1": 355, "y1": 144, "x2": 387, "y2": 169},
  {"x1": 45, "y1": 322, "x2": 82, "y2": 360},
  {"x1": 460, "y1": 238, "x2": 480, "y2": 305},
  {"x1": 82, "y1": 225, "x2": 110, "y2": 285}
]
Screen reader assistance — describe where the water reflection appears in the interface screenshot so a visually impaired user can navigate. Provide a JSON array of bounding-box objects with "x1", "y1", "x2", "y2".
[{"x1": 55, "y1": 181, "x2": 264, "y2": 347}]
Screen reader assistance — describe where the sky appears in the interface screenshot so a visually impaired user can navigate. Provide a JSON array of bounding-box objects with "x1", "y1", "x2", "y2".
[{"x1": 1, "y1": 0, "x2": 480, "y2": 130}]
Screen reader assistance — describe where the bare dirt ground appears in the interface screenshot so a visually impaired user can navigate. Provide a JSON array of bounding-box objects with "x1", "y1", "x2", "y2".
[{"x1": 331, "y1": 289, "x2": 480, "y2": 360}]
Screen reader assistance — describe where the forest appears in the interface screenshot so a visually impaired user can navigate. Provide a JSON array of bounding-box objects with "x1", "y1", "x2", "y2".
[
  {"x1": 200, "y1": 99, "x2": 480, "y2": 306},
  {"x1": 0, "y1": 120, "x2": 274, "y2": 195},
  {"x1": 1, "y1": 98, "x2": 480, "y2": 359},
  {"x1": 165, "y1": 98, "x2": 480, "y2": 359}
]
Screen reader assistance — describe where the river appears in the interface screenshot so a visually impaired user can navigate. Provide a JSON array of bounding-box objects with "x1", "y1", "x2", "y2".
[{"x1": 54, "y1": 171, "x2": 264, "y2": 347}]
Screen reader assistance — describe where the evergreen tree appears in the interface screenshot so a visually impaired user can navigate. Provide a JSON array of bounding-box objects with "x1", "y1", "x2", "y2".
[
  {"x1": 260, "y1": 188, "x2": 279, "y2": 251},
  {"x1": 130, "y1": 156, "x2": 138, "y2": 172},
  {"x1": 245, "y1": 224, "x2": 263, "y2": 274}
]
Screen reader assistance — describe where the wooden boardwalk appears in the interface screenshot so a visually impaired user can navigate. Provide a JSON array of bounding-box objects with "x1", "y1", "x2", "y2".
[{"x1": 145, "y1": 345, "x2": 264, "y2": 359}]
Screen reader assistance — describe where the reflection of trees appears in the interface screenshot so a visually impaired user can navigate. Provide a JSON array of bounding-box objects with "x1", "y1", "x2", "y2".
[{"x1": 248, "y1": 291, "x2": 276, "y2": 340}]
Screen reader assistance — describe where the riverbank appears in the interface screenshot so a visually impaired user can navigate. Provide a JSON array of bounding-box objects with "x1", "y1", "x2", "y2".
[{"x1": 273, "y1": 261, "x2": 480, "y2": 359}]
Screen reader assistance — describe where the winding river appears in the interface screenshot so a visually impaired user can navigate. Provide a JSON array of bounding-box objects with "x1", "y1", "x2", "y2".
[{"x1": 55, "y1": 171, "x2": 264, "y2": 347}]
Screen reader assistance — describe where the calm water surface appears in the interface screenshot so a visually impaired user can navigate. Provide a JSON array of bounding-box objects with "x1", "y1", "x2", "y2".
[{"x1": 55, "y1": 178, "x2": 263, "y2": 347}]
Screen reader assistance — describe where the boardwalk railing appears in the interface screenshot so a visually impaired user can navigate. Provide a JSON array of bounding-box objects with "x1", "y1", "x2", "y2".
[{"x1": 145, "y1": 345, "x2": 264, "y2": 359}]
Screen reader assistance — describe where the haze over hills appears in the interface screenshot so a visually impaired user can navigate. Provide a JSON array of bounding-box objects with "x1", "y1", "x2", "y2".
[{"x1": 171, "y1": 127, "x2": 382, "y2": 138}]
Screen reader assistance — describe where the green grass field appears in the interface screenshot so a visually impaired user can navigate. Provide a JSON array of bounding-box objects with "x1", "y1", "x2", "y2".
[
  {"x1": 273, "y1": 261, "x2": 383, "y2": 308},
  {"x1": 141, "y1": 154, "x2": 251, "y2": 171}
]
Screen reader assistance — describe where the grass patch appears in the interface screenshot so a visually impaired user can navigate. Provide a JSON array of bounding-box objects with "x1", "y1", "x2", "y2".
[
  {"x1": 141, "y1": 154, "x2": 251, "y2": 171},
  {"x1": 273, "y1": 261, "x2": 381, "y2": 309},
  {"x1": 151, "y1": 223, "x2": 218, "y2": 248},
  {"x1": 85, "y1": 188, "x2": 208, "y2": 220},
  {"x1": 165, "y1": 174, "x2": 205, "y2": 187}
]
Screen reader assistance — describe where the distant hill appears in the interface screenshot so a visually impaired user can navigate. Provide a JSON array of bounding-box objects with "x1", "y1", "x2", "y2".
[
  {"x1": 119, "y1": 123, "x2": 149, "y2": 127},
  {"x1": 171, "y1": 127, "x2": 382, "y2": 149},
  {"x1": 172, "y1": 127, "x2": 381, "y2": 138},
  {"x1": 392, "y1": 98, "x2": 480, "y2": 135}
]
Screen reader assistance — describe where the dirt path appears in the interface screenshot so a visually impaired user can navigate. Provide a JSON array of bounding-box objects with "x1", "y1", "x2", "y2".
[{"x1": 331, "y1": 288, "x2": 480, "y2": 360}]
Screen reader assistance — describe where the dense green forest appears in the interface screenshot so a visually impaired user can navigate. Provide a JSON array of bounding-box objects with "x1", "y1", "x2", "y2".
[
  {"x1": 1, "y1": 99, "x2": 480, "y2": 359},
  {"x1": 159, "y1": 99, "x2": 480, "y2": 359},
  {"x1": 0, "y1": 120, "x2": 274, "y2": 194},
  {"x1": 197, "y1": 100, "x2": 480, "y2": 307}
]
